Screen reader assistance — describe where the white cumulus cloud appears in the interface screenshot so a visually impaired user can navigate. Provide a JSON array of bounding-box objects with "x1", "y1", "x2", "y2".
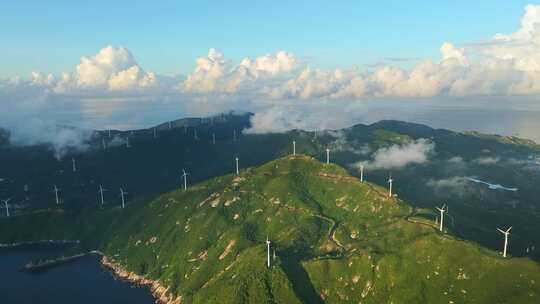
[{"x1": 358, "y1": 138, "x2": 435, "y2": 170}]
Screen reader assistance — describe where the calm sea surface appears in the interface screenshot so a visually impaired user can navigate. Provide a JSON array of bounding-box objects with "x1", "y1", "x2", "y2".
[{"x1": 0, "y1": 247, "x2": 154, "y2": 304}]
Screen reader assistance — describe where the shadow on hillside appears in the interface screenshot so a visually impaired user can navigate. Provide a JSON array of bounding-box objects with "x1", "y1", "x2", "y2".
[{"x1": 280, "y1": 252, "x2": 324, "y2": 304}]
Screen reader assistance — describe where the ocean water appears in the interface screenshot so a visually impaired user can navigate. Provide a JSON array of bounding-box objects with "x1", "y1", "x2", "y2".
[{"x1": 0, "y1": 248, "x2": 154, "y2": 304}]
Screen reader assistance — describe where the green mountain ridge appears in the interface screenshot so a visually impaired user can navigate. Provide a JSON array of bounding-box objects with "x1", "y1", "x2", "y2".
[{"x1": 3, "y1": 155, "x2": 538, "y2": 303}]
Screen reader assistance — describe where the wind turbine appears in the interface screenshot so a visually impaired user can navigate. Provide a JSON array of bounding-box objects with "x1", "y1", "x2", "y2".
[
  {"x1": 435, "y1": 204, "x2": 447, "y2": 232},
  {"x1": 182, "y1": 169, "x2": 188, "y2": 190},
  {"x1": 212, "y1": 133, "x2": 216, "y2": 145},
  {"x1": 2, "y1": 198, "x2": 11, "y2": 217},
  {"x1": 71, "y1": 158, "x2": 77, "y2": 172},
  {"x1": 98, "y1": 185, "x2": 107, "y2": 206},
  {"x1": 108, "y1": 129, "x2": 111, "y2": 138},
  {"x1": 53, "y1": 185, "x2": 60, "y2": 205},
  {"x1": 266, "y1": 236, "x2": 271, "y2": 268},
  {"x1": 326, "y1": 148, "x2": 330, "y2": 164},
  {"x1": 497, "y1": 226, "x2": 512, "y2": 258},
  {"x1": 125, "y1": 136, "x2": 131, "y2": 148},
  {"x1": 120, "y1": 188, "x2": 128, "y2": 209},
  {"x1": 293, "y1": 140, "x2": 296, "y2": 156},
  {"x1": 359, "y1": 164, "x2": 364, "y2": 182},
  {"x1": 235, "y1": 156, "x2": 239, "y2": 175},
  {"x1": 168, "y1": 121, "x2": 172, "y2": 129},
  {"x1": 153, "y1": 127, "x2": 157, "y2": 139},
  {"x1": 388, "y1": 175, "x2": 393, "y2": 197}
]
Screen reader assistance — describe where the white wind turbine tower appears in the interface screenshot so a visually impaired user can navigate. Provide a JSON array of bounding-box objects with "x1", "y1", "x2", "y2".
[
  {"x1": 235, "y1": 156, "x2": 240, "y2": 175},
  {"x1": 326, "y1": 148, "x2": 330, "y2": 164},
  {"x1": 497, "y1": 226, "x2": 512, "y2": 258},
  {"x1": 98, "y1": 185, "x2": 107, "y2": 206},
  {"x1": 359, "y1": 164, "x2": 364, "y2": 182},
  {"x1": 72, "y1": 158, "x2": 77, "y2": 172},
  {"x1": 293, "y1": 140, "x2": 296, "y2": 156},
  {"x1": 102, "y1": 138, "x2": 107, "y2": 150},
  {"x1": 53, "y1": 185, "x2": 60, "y2": 205},
  {"x1": 168, "y1": 121, "x2": 172, "y2": 129},
  {"x1": 266, "y1": 236, "x2": 271, "y2": 268},
  {"x1": 119, "y1": 188, "x2": 128, "y2": 209},
  {"x1": 2, "y1": 198, "x2": 11, "y2": 217},
  {"x1": 108, "y1": 129, "x2": 111, "y2": 138},
  {"x1": 435, "y1": 204, "x2": 447, "y2": 232},
  {"x1": 388, "y1": 175, "x2": 393, "y2": 197},
  {"x1": 182, "y1": 169, "x2": 188, "y2": 190},
  {"x1": 125, "y1": 136, "x2": 131, "y2": 148}
]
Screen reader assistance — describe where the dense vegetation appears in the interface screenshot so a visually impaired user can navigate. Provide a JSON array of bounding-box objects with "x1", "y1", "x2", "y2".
[
  {"x1": 1, "y1": 156, "x2": 540, "y2": 303},
  {"x1": 1, "y1": 114, "x2": 540, "y2": 262}
]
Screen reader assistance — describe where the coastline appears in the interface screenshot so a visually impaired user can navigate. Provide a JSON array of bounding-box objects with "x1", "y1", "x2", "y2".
[
  {"x1": 1, "y1": 241, "x2": 179, "y2": 303},
  {"x1": 100, "y1": 255, "x2": 182, "y2": 304}
]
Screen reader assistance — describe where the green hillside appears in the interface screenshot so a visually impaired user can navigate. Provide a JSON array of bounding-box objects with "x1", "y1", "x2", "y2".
[
  {"x1": 2, "y1": 115, "x2": 540, "y2": 263},
  {"x1": 3, "y1": 155, "x2": 538, "y2": 303}
]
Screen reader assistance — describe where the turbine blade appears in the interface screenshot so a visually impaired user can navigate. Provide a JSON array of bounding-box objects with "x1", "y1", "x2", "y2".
[
  {"x1": 496, "y1": 228, "x2": 505, "y2": 234},
  {"x1": 507, "y1": 226, "x2": 512, "y2": 233}
]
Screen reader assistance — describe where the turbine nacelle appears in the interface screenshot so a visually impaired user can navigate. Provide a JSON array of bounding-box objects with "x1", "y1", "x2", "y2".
[{"x1": 497, "y1": 226, "x2": 512, "y2": 235}]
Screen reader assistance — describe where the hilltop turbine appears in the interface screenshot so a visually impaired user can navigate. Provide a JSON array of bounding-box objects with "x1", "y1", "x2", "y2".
[
  {"x1": 182, "y1": 169, "x2": 188, "y2": 191},
  {"x1": 235, "y1": 157, "x2": 239, "y2": 176},
  {"x1": 72, "y1": 158, "x2": 77, "y2": 172},
  {"x1": 2, "y1": 198, "x2": 11, "y2": 217},
  {"x1": 388, "y1": 175, "x2": 393, "y2": 197},
  {"x1": 53, "y1": 185, "x2": 60, "y2": 205},
  {"x1": 293, "y1": 140, "x2": 296, "y2": 156},
  {"x1": 497, "y1": 226, "x2": 512, "y2": 258},
  {"x1": 359, "y1": 164, "x2": 364, "y2": 182},
  {"x1": 266, "y1": 236, "x2": 271, "y2": 268},
  {"x1": 120, "y1": 188, "x2": 128, "y2": 209},
  {"x1": 326, "y1": 148, "x2": 330, "y2": 164},
  {"x1": 168, "y1": 121, "x2": 172, "y2": 129},
  {"x1": 98, "y1": 185, "x2": 107, "y2": 206},
  {"x1": 435, "y1": 204, "x2": 447, "y2": 232},
  {"x1": 108, "y1": 129, "x2": 111, "y2": 138},
  {"x1": 126, "y1": 136, "x2": 131, "y2": 148}
]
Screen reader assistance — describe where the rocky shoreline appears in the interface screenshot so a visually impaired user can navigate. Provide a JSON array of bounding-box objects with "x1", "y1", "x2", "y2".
[{"x1": 100, "y1": 255, "x2": 182, "y2": 304}]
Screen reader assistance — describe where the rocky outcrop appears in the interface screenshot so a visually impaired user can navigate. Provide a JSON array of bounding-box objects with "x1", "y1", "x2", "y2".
[{"x1": 100, "y1": 255, "x2": 182, "y2": 304}]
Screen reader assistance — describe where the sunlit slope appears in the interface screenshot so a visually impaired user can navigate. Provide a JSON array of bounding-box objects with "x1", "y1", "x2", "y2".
[{"x1": 102, "y1": 155, "x2": 540, "y2": 303}]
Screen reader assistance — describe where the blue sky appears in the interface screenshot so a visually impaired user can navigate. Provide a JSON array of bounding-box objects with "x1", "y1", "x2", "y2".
[{"x1": 0, "y1": 1, "x2": 532, "y2": 77}]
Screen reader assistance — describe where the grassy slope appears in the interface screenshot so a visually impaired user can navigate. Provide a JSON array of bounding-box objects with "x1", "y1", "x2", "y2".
[{"x1": 2, "y1": 155, "x2": 540, "y2": 303}]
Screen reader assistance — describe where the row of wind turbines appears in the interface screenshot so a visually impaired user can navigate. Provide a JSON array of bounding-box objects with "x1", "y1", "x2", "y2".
[{"x1": 1, "y1": 129, "x2": 516, "y2": 259}]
